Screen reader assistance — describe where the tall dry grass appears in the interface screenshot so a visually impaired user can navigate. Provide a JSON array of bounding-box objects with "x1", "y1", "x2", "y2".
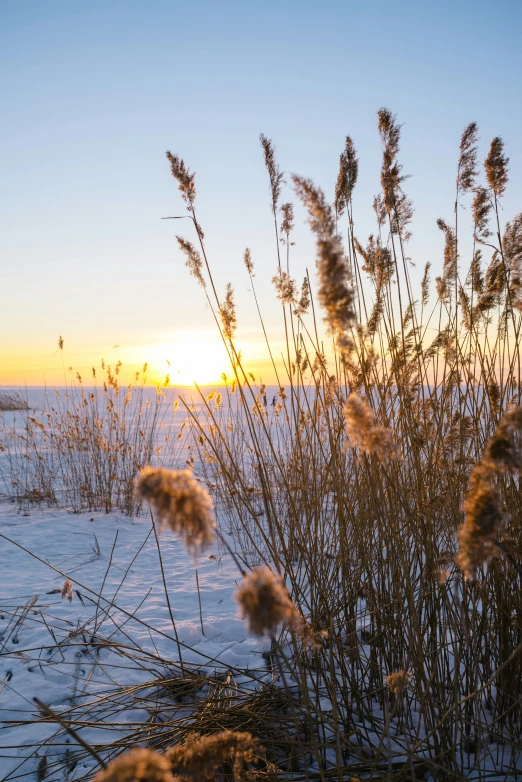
[
  {"x1": 0, "y1": 360, "x2": 172, "y2": 514},
  {"x1": 167, "y1": 111, "x2": 522, "y2": 777}
]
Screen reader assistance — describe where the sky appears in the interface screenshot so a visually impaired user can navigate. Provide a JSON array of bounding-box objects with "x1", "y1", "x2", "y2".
[{"x1": 1, "y1": 0, "x2": 521, "y2": 386}]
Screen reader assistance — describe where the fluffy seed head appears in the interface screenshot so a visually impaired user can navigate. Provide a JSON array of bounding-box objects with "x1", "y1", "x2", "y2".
[
  {"x1": 485, "y1": 137, "x2": 509, "y2": 198},
  {"x1": 167, "y1": 730, "x2": 262, "y2": 780},
  {"x1": 377, "y1": 109, "x2": 403, "y2": 211},
  {"x1": 260, "y1": 134, "x2": 284, "y2": 214},
  {"x1": 166, "y1": 152, "x2": 196, "y2": 210},
  {"x1": 472, "y1": 187, "x2": 492, "y2": 243},
  {"x1": 243, "y1": 248, "x2": 254, "y2": 276},
  {"x1": 421, "y1": 261, "x2": 431, "y2": 307},
  {"x1": 235, "y1": 566, "x2": 300, "y2": 637},
  {"x1": 466, "y1": 250, "x2": 484, "y2": 296},
  {"x1": 272, "y1": 270, "x2": 298, "y2": 305},
  {"x1": 293, "y1": 175, "x2": 355, "y2": 354},
  {"x1": 335, "y1": 135, "x2": 359, "y2": 217},
  {"x1": 61, "y1": 579, "x2": 74, "y2": 602},
  {"x1": 503, "y1": 214, "x2": 522, "y2": 310},
  {"x1": 294, "y1": 276, "x2": 310, "y2": 317},
  {"x1": 484, "y1": 405, "x2": 522, "y2": 473},
  {"x1": 93, "y1": 748, "x2": 173, "y2": 782},
  {"x1": 456, "y1": 465, "x2": 504, "y2": 579},
  {"x1": 135, "y1": 468, "x2": 215, "y2": 550},
  {"x1": 292, "y1": 175, "x2": 335, "y2": 235},
  {"x1": 317, "y1": 237, "x2": 356, "y2": 354},
  {"x1": 344, "y1": 395, "x2": 396, "y2": 459},
  {"x1": 437, "y1": 218, "x2": 458, "y2": 284},
  {"x1": 280, "y1": 202, "x2": 294, "y2": 236},
  {"x1": 503, "y1": 214, "x2": 522, "y2": 270},
  {"x1": 455, "y1": 404, "x2": 521, "y2": 580},
  {"x1": 457, "y1": 122, "x2": 478, "y2": 195},
  {"x1": 355, "y1": 235, "x2": 394, "y2": 289},
  {"x1": 177, "y1": 237, "x2": 206, "y2": 288},
  {"x1": 220, "y1": 283, "x2": 237, "y2": 340},
  {"x1": 373, "y1": 194, "x2": 387, "y2": 227},
  {"x1": 386, "y1": 670, "x2": 413, "y2": 695},
  {"x1": 376, "y1": 109, "x2": 413, "y2": 237}
]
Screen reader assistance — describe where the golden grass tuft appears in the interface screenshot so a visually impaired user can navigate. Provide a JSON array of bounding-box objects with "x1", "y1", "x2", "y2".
[
  {"x1": 167, "y1": 730, "x2": 262, "y2": 781},
  {"x1": 92, "y1": 748, "x2": 173, "y2": 782},
  {"x1": 234, "y1": 567, "x2": 301, "y2": 638},
  {"x1": 135, "y1": 467, "x2": 215, "y2": 550}
]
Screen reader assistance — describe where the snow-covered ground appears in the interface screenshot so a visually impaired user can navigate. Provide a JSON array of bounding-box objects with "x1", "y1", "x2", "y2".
[
  {"x1": 0, "y1": 503, "x2": 270, "y2": 780},
  {"x1": 2, "y1": 386, "x2": 522, "y2": 781}
]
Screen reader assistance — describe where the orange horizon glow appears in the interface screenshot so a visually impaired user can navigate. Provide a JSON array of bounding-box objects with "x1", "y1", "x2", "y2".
[{"x1": 0, "y1": 330, "x2": 282, "y2": 389}]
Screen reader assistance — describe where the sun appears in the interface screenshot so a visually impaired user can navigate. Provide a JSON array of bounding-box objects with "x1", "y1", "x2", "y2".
[{"x1": 151, "y1": 332, "x2": 230, "y2": 387}]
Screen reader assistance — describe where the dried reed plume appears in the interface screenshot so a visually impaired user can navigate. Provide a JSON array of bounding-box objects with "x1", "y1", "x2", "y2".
[
  {"x1": 294, "y1": 276, "x2": 310, "y2": 317},
  {"x1": 456, "y1": 465, "x2": 504, "y2": 579},
  {"x1": 457, "y1": 122, "x2": 478, "y2": 195},
  {"x1": 135, "y1": 467, "x2": 215, "y2": 550},
  {"x1": 455, "y1": 408, "x2": 522, "y2": 577},
  {"x1": 472, "y1": 187, "x2": 492, "y2": 243},
  {"x1": 483, "y1": 405, "x2": 522, "y2": 473},
  {"x1": 93, "y1": 747, "x2": 173, "y2": 782},
  {"x1": 292, "y1": 175, "x2": 333, "y2": 235},
  {"x1": 272, "y1": 270, "x2": 298, "y2": 305},
  {"x1": 377, "y1": 108, "x2": 413, "y2": 236},
  {"x1": 166, "y1": 151, "x2": 197, "y2": 210},
  {"x1": 260, "y1": 134, "x2": 284, "y2": 215},
  {"x1": 503, "y1": 214, "x2": 522, "y2": 268},
  {"x1": 467, "y1": 249, "x2": 484, "y2": 295},
  {"x1": 377, "y1": 108, "x2": 403, "y2": 213},
  {"x1": 177, "y1": 237, "x2": 206, "y2": 288},
  {"x1": 344, "y1": 395, "x2": 396, "y2": 459},
  {"x1": 243, "y1": 247, "x2": 254, "y2": 276},
  {"x1": 355, "y1": 235, "x2": 394, "y2": 289},
  {"x1": 300, "y1": 623, "x2": 328, "y2": 651},
  {"x1": 386, "y1": 670, "x2": 413, "y2": 695},
  {"x1": 280, "y1": 202, "x2": 294, "y2": 238},
  {"x1": 235, "y1": 566, "x2": 301, "y2": 637},
  {"x1": 435, "y1": 219, "x2": 458, "y2": 304},
  {"x1": 505, "y1": 214, "x2": 522, "y2": 309},
  {"x1": 167, "y1": 730, "x2": 261, "y2": 780},
  {"x1": 293, "y1": 175, "x2": 355, "y2": 354},
  {"x1": 485, "y1": 137, "x2": 509, "y2": 198},
  {"x1": 61, "y1": 579, "x2": 74, "y2": 602},
  {"x1": 220, "y1": 283, "x2": 237, "y2": 340},
  {"x1": 334, "y1": 135, "x2": 359, "y2": 217},
  {"x1": 421, "y1": 261, "x2": 431, "y2": 307}
]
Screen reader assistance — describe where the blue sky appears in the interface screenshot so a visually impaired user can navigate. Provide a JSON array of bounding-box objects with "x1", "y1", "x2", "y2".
[{"x1": 1, "y1": 0, "x2": 521, "y2": 384}]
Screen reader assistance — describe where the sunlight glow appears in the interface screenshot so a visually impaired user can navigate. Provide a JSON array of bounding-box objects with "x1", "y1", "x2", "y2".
[{"x1": 152, "y1": 331, "x2": 231, "y2": 386}]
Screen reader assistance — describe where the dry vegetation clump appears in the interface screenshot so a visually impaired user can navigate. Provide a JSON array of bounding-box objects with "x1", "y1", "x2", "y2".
[
  {"x1": 165, "y1": 111, "x2": 522, "y2": 777},
  {"x1": 0, "y1": 391, "x2": 29, "y2": 411},
  {"x1": 91, "y1": 732, "x2": 262, "y2": 782},
  {"x1": 0, "y1": 360, "x2": 174, "y2": 513},
  {"x1": 90, "y1": 733, "x2": 261, "y2": 782},
  {"x1": 186, "y1": 684, "x2": 289, "y2": 742}
]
